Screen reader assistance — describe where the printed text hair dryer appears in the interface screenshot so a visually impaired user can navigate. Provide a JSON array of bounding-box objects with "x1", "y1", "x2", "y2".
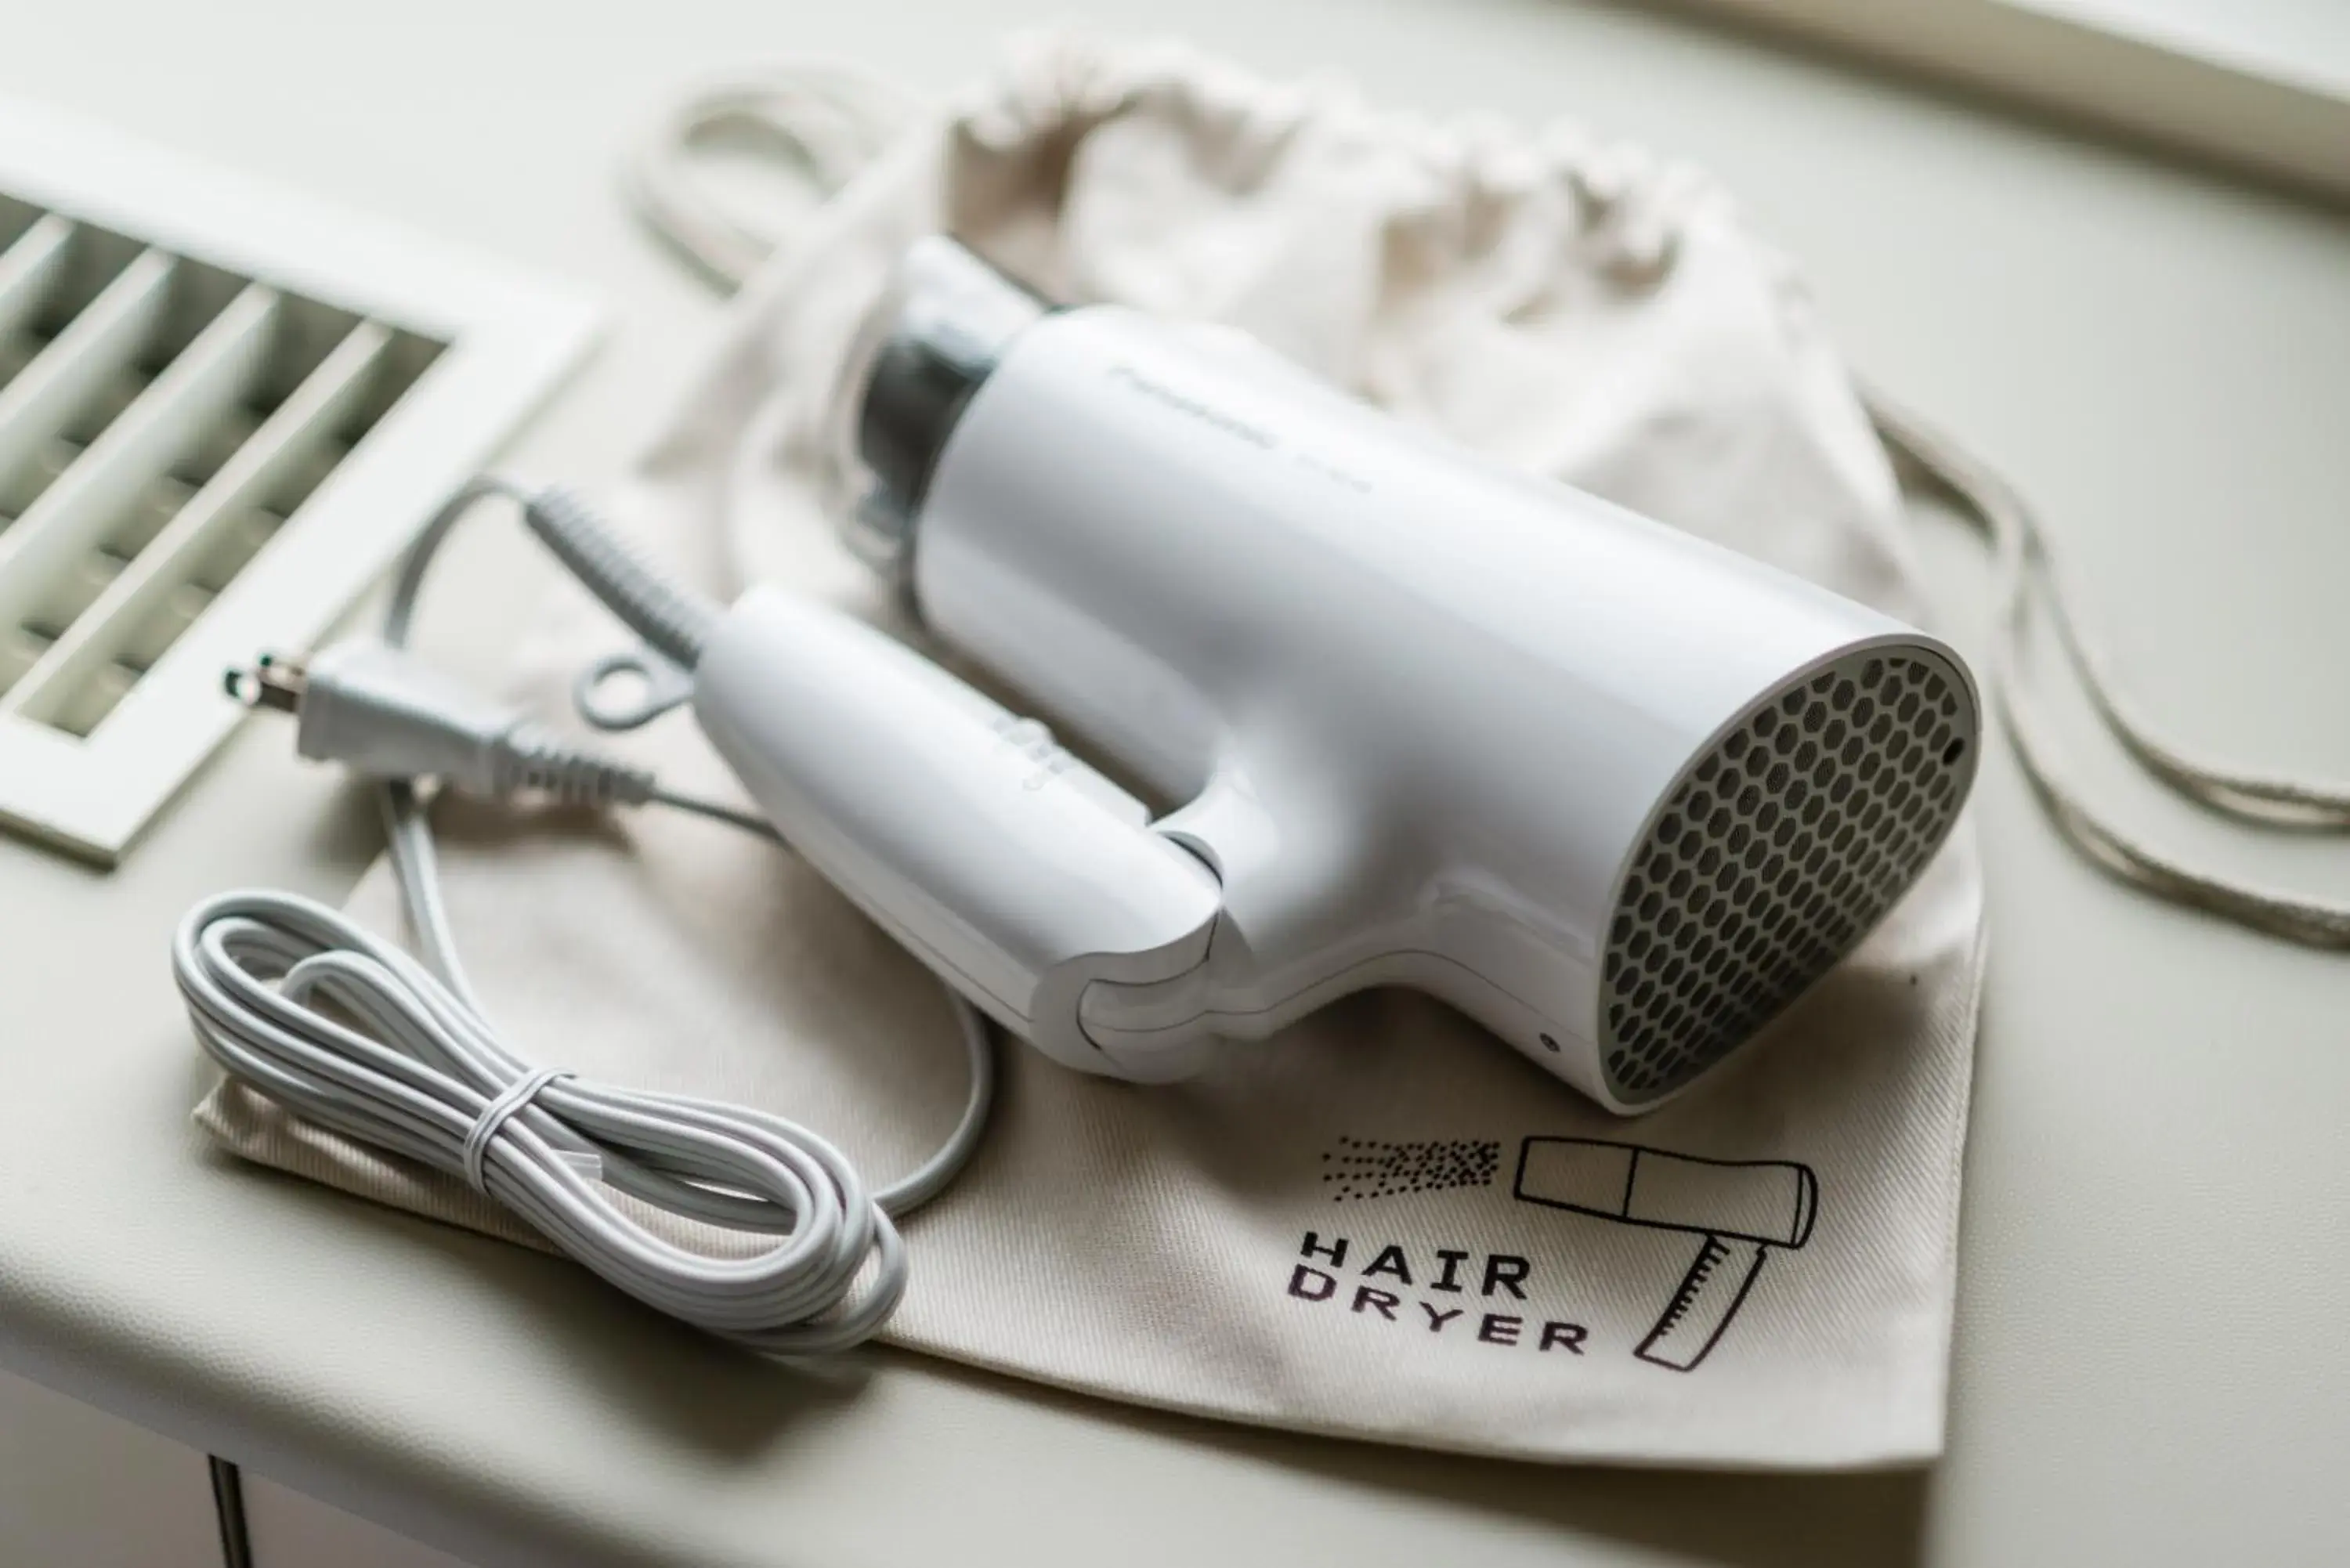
[{"x1": 687, "y1": 239, "x2": 1978, "y2": 1111}]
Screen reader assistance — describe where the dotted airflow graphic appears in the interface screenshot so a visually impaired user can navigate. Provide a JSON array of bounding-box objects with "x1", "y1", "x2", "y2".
[
  {"x1": 1600, "y1": 647, "x2": 1976, "y2": 1104},
  {"x1": 1321, "y1": 1136, "x2": 1502, "y2": 1202}
]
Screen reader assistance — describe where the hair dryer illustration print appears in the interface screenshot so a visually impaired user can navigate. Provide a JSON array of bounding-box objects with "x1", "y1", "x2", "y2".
[{"x1": 1513, "y1": 1139, "x2": 1817, "y2": 1371}]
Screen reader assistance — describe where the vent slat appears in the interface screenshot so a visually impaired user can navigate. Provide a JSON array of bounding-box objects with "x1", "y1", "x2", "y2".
[
  {"x1": 45, "y1": 652, "x2": 136, "y2": 739},
  {"x1": 0, "y1": 282, "x2": 279, "y2": 656},
  {"x1": 0, "y1": 247, "x2": 175, "y2": 507},
  {"x1": 112, "y1": 580, "x2": 212, "y2": 674},
  {"x1": 0, "y1": 213, "x2": 73, "y2": 344},
  {"x1": 4, "y1": 319, "x2": 391, "y2": 726},
  {"x1": 0, "y1": 625, "x2": 45, "y2": 688}
]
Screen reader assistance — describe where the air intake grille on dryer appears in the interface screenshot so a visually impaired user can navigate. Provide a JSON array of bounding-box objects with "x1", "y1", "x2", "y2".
[
  {"x1": 1599, "y1": 646, "x2": 1976, "y2": 1104},
  {"x1": 0, "y1": 95, "x2": 597, "y2": 861}
]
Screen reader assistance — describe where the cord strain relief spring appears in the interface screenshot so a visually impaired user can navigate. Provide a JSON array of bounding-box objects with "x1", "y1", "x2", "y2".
[
  {"x1": 496, "y1": 724, "x2": 657, "y2": 807},
  {"x1": 522, "y1": 488, "x2": 720, "y2": 670}
]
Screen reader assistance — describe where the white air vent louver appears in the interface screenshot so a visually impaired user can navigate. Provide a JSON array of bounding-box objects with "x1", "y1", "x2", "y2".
[{"x1": 0, "y1": 96, "x2": 597, "y2": 862}]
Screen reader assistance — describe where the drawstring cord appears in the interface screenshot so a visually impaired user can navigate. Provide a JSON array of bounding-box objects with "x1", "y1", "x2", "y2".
[
  {"x1": 1870, "y1": 388, "x2": 2350, "y2": 947},
  {"x1": 624, "y1": 64, "x2": 917, "y2": 292}
]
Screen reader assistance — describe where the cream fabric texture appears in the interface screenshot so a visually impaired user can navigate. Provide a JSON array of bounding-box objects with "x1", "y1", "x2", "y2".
[{"x1": 197, "y1": 35, "x2": 1984, "y2": 1468}]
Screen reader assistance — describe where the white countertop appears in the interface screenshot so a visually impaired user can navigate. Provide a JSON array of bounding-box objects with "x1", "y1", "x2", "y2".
[{"x1": 2, "y1": 2, "x2": 2346, "y2": 1564}]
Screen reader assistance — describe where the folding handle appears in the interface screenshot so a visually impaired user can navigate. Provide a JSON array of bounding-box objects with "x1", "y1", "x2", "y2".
[{"x1": 692, "y1": 587, "x2": 1223, "y2": 1075}]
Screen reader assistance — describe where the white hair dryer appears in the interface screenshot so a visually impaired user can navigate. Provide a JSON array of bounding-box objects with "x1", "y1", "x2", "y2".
[{"x1": 681, "y1": 238, "x2": 1977, "y2": 1112}]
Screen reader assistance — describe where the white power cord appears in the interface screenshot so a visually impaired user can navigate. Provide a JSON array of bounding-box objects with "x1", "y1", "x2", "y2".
[{"x1": 175, "y1": 479, "x2": 995, "y2": 1354}]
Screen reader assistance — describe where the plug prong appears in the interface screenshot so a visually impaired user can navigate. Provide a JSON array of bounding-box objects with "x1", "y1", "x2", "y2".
[{"x1": 225, "y1": 656, "x2": 308, "y2": 714}]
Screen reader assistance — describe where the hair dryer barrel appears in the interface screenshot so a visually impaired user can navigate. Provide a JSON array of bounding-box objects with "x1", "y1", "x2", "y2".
[{"x1": 833, "y1": 240, "x2": 1979, "y2": 1111}]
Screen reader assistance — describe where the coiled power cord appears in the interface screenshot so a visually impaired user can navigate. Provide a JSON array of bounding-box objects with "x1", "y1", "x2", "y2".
[{"x1": 175, "y1": 479, "x2": 995, "y2": 1354}]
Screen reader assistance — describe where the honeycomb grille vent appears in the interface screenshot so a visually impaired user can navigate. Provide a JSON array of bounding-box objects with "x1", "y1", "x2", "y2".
[{"x1": 1600, "y1": 645, "x2": 1976, "y2": 1104}]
